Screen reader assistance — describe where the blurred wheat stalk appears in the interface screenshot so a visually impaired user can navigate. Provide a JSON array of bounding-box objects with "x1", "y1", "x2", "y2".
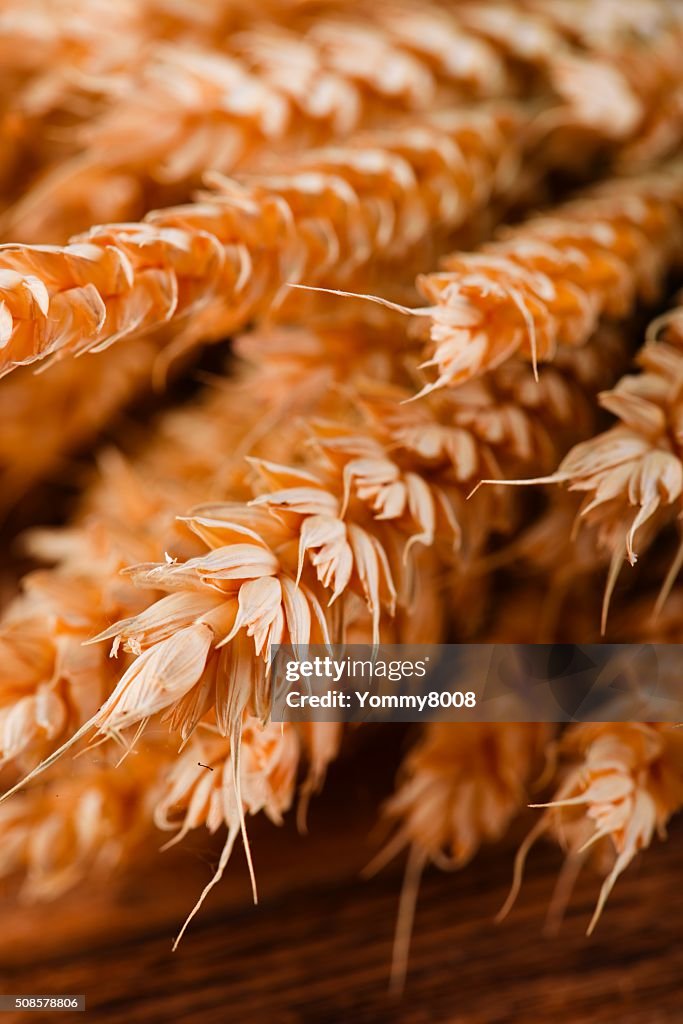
[{"x1": 0, "y1": 0, "x2": 683, "y2": 979}]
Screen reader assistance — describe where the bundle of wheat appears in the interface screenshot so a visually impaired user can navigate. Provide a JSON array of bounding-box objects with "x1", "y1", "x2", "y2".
[{"x1": 1, "y1": 1, "x2": 682, "y2": 987}]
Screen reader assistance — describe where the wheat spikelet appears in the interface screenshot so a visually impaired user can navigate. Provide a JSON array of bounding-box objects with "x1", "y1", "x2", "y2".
[
  {"x1": 5, "y1": 42, "x2": 345, "y2": 241},
  {"x1": 566, "y1": 306, "x2": 683, "y2": 555},
  {"x1": 502, "y1": 722, "x2": 683, "y2": 935},
  {"x1": 520, "y1": 0, "x2": 683, "y2": 158},
  {"x1": 0, "y1": 105, "x2": 523, "y2": 375},
  {"x1": 0, "y1": 1, "x2": 263, "y2": 210},
  {"x1": 0, "y1": 578, "x2": 138, "y2": 774},
  {"x1": 71, "y1": 437, "x2": 454, "y2": 740},
  {"x1": 0, "y1": 338, "x2": 161, "y2": 510},
  {"x1": 0, "y1": 346, "x2": 346, "y2": 910},
  {"x1": 0, "y1": 1, "x2": 145, "y2": 201},
  {"x1": 399, "y1": 168, "x2": 683, "y2": 396},
  {"x1": 20, "y1": 711, "x2": 303, "y2": 916},
  {"x1": 456, "y1": 0, "x2": 683, "y2": 168},
  {"x1": 302, "y1": 11, "x2": 516, "y2": 109},
  {"x1": 0, "y1": 397, "x2": 260, "y2": 767},
  {"x1": 382, "y1": 722, "x2": 552, "y2": 868},
  {"x1": 0, "y1": 322, "x2": 401, "y2": 769},
  {"x1": 0, "y1": 99, "x2": 512, "y2": 504},
  {"x1": 153, "y1": 718, "x2": 302, "y2": 943},
  {"x1": 387, "y1": 0, "x2": 681, "y2": 162}
]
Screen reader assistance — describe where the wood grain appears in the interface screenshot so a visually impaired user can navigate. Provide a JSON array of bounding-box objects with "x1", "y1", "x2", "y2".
[{"x1": 0, "y1": 732, "x2": 681, "y2": 1024}]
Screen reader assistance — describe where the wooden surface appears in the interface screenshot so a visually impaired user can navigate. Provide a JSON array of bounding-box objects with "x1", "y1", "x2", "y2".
[{"x1": 1, "y1": 732, "x2": 681, "y2": 1024}]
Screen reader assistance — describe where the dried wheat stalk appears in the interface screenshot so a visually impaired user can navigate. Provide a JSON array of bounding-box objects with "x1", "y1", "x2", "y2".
[
  {"x1": 5, "y1": 0, "x2": 669, "y2": 242},
  {"x1": 0, "y1": 0, "x2": 309, "y2": 212},
  {"x1": 0, "y1": 328, "x2": 364, "y2": 913},
  {"x1": 0, "y1": 105, "x2": 523, "y2": 376},
  {"x1": 0, "y1": 98, "x2": 532, "y2": 503},
  {"x1": 0, "y1": 311, "x2": 626, "y2": 795},
  {"x1": 4, "y1": 90, "x2": 680, "y2": 508},
  {"x1": 0, "y1": 316, "x2": 633, "y2": 931},
  {"x1": 373, "y1": 719, "x2": 551, "y2": 990},
  {"x1": 390, "y1": 169, "x2": 683, "y2": 396},
  {"x1": 0, "y1": 324, "x2": 396, "y2": 770},
  {"x1": 501, "y1": 722, "x2": 683, "y2": 935},
  {"x1": 5, "y1": 148, "x2": 683, "y2": 388},
  {"x1": 2, "y1": 6, "x2": 520, "y2": 242},
  {"x1": 2, "y1": 0, "x2": 683, "y2": 958}
]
